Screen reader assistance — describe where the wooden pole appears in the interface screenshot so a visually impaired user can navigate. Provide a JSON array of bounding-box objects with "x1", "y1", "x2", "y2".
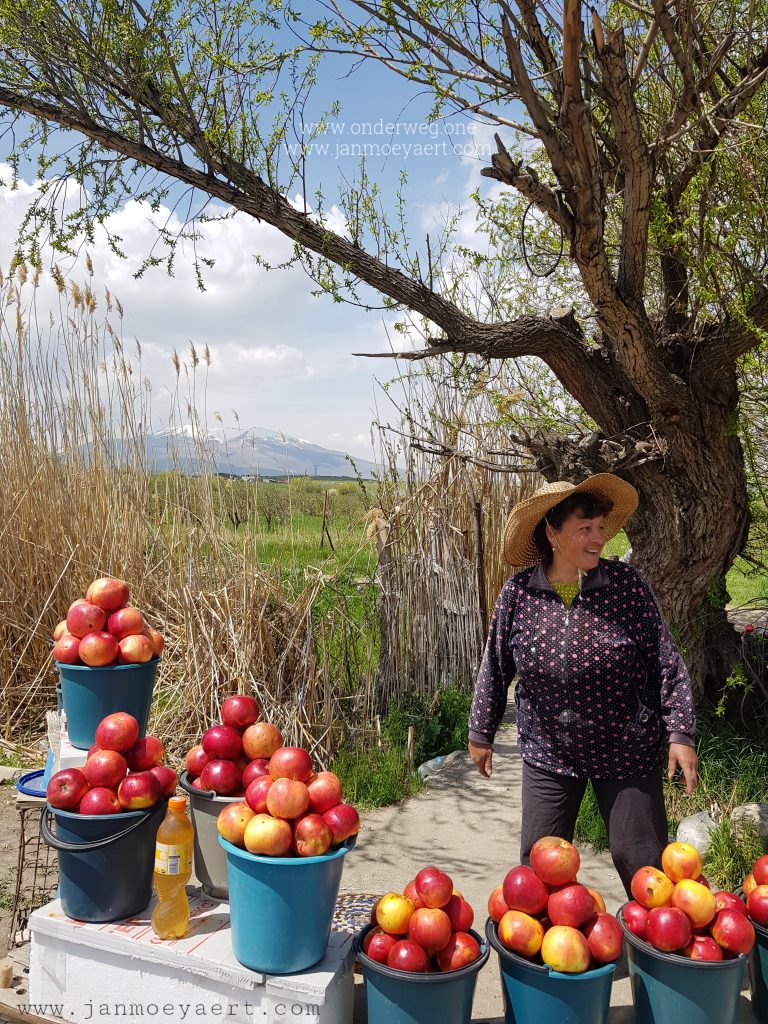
[
  {"x1": 320, "y1": 489, "x2": 328, "y2": 549},
  {"x1": 375, "y1": 715, "x2": 382, "y2": 750},
  {"x1": 407, "y1": 726, "x2": 414, "y2": 771},
  {"x1": 473, "y1": 498, "x2": 488, "y2": 638}
]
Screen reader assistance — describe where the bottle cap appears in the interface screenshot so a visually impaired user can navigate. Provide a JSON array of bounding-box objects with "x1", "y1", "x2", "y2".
[{"x1": 168, "y1": 796, "x2": 186, "y2": 812}]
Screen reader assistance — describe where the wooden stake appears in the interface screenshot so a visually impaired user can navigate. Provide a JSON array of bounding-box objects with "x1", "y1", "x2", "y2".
[
  {"x1": 0, "y1": 960, "x2": 13, "y2": 988},
  {"x1": 407, "y1": 726, "x2": 414, "y2": 771},
  {"x1": 320, "y1": 489, "x2": 328, "y2": 549},
  {"x1": 375, "y1": 715, "x2": 382, "y2": 750}
]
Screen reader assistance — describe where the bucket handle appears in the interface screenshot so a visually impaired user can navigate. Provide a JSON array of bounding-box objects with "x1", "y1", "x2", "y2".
[{"x1": 40, "y1": 805, "x2": 156, "y2": 853}]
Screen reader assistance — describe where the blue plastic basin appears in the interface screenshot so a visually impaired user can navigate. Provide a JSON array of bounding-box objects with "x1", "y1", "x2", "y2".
[
  {"x1": 219, "y1": 834, "x2": 353, "y2": 974},
  {"x1": 56, "y1": 659, "x2": 160, "y2": 749},
  {"x1": 356, "y1": 921, "x2": 489, "y2": 1024}
]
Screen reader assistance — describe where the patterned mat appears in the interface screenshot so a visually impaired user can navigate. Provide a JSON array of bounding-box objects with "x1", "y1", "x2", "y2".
[{"x1": 332, "y1": 893, "x2": 378, "y2": 936}]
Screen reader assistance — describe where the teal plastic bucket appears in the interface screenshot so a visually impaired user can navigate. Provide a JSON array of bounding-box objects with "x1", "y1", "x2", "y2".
[
  {"x1": 355, "y1": 922, "x2": 489, "y2": 1024},
  {"x1": 40, "y1": 799, "x2": 165, "y2": 922},
  {"x1": 486, "y1": 917, "x2": 615, "y2": 1024},
  {"x1": 749, "y1": 918, "x2": 768, "y2": 1018},
  {"x1": 219, "y1": 834, "x2": 353, "y2": 973},
  {"x1": 618, "y1": 905, "x2": 748, "y2": 1024},
  {"x1": 57, "y1": 659, "x2": 160, "y2": 749}
]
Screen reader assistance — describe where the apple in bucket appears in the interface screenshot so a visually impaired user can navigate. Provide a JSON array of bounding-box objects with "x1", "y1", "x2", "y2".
[
  {"x1": 217, "y1": 802, "x2": 256, "y2": 847},
  {"x1": 86, "y1": 577, "x2": 130, "y2": 612},
  {"x1": 243, "y1": 814, "x2": 292, "y2": 856},
  {"x1": 79, "y1": 787, "x2": 122, "y2": 815},
  {"x1": 117, "y1": 633, "x2": 154, "y2": 664},
  {"x1": 541, "y1": 925, "x2": 591, "y2": 973},
  {"x1": 66, "y1": 601, "x2": 106, "y2": 638},
  {"x1": 436, "y1": 932, "x2": 481, "y2": 971},
  {"x1": 221, "y1": 694, "x2": 260, "y2": 729},
  {"x1": 118, "y1": 771, "x2": 162, "y2": 810},
  {"x1": 502, "y1": 865, "x2": 549, "y2": 916},
  {"x1": 408, "y1": 907, "x2": 452, "y2": 953},
  {"x1": 498, "y1": 910, "x2": 545, "y2": 958},
  {"x1": 125, "y1": 735, "x2": 165, "y2": 772},
  {"x1": 95, "y1": 712, "x2": 140, "y2": 754},
  {"x1": 79, "y1": 631, "x2": 119, "y2": 667},
  {"x1": 293, "y1": 813, "x2": 332, "y2": 857},
  {"x1": 530, "y1": 835, "x2": 580, "y2": 887},
  {"x1": 47, "y1": 768, "x2": 90, "y2": 811},
  {"x1": 83, "y1": 749, "x2": 128, "y2": 790}
]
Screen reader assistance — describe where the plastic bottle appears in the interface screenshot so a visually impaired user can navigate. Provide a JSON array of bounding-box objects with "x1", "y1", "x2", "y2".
[{"x1": 151, "y1": 795, "x2": 193, "y2": 939}]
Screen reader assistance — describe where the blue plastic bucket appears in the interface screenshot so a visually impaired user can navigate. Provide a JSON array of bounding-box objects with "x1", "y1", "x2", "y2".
[
  {"x1": 618, "y1": 905, "x2": 748, "y2": 1024},
  {"x1": 40, "y1": 799, "x2": 165, "y2": 922},
  {"x1": 219, "y1": 834, "x2": 353, "y2": 973},
  {"x1": 355, "y1": 922, "x2": 489, "y2": 1024},
  {"x1": 486, "y1": 917, "x2": 615, "y2": 1024},
  {"x1": 57, "y1": 659, "x2": 160, "y2": 749},
  {"x1": 749, "y1": 918, "x2": 768, "y2": 1018}
]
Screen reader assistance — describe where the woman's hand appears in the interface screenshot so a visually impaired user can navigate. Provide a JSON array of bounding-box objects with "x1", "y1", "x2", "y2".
[
  {"x1": 668, "y1": 742, "x2": 698, "y2": 796},
  {"x1": 468, "y1": 740, "x2": 493, "y2": 778}
]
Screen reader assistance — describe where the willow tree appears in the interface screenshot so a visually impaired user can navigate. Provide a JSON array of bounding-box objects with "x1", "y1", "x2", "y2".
[{"x1": 0, "y1": 0, "x2": 766, "y2": 703}]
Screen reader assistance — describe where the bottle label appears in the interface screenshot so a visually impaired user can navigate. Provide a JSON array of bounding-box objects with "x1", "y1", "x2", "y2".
[{"x1": 154, "y1": 842, "x2": 191, "y2": 875}]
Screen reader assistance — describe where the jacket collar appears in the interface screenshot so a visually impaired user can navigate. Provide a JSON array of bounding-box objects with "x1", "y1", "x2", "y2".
[{"x1": 528, "y1": 560, "x2": 610, "y2": 595}]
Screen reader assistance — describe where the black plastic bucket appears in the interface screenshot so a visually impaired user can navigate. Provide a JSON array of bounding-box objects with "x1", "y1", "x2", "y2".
[
  {"x1": 179, "y1": 769, "x2": 240, "y2": 899},
  {"x1": 486, "y1": 917, "x2": 615, "y2": 1024},
  {"x1": 618, "y1": 904, "x2": 748, "y2": 1024},
  {"x1": 41, "y1": 799, "x2": 165, "y2": 922},
  {"x1": 355, "y1": 921, "x2": 489, "y2": 1024}
]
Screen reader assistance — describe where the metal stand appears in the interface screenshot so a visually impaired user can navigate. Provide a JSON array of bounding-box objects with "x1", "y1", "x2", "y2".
[{"x1": 6, "y1": 794, "x2": 57, "y2": 952}]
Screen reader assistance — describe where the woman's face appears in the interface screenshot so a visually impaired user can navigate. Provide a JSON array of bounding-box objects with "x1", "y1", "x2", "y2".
[{"x1": 546, "y1": 511, "x2": 607, "y2": 572}]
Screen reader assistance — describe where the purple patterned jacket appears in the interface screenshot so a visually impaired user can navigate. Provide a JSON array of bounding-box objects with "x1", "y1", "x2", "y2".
[{"x1": 468, "y1": 559, "x2": 696, "y2": 779}]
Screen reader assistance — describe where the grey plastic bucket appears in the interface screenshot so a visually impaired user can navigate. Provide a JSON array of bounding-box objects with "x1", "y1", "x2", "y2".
[{"x1": 179, "y1": 769, "x2": 240, "y2": 899}]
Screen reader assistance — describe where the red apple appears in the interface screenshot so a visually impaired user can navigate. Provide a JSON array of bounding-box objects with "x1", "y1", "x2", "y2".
[
  {"x1": 83, "y1": 749, "x2": 128, "y2": 789},
  {"x1": 547, "y1": 884, "x2": 595, "y2": 929},
  {"x1": 242, "y1": 721, "x2": 283, "y2": 759},
  {"x1": 106, "y1": 606, "x2": 145, "y2": 640},
  {"x1": 221, "y1": 694, "x2": 260, "y2": 729},
  {"x1": 293, "y1": 813, "x2": 332, "y2": 857},
  {"x1": 78, "y1": 631, "x2": 119, "y2": 667},
  {"x1": 150, "y1": 764, "x2": 178, "y2": 798},
  {"x1": 414, "y1": 866, "x2": 453, "y2": 909},
  {"x1": 199, "y1": 759, "x2": 242, "y2": 796},
  {"x1": 498, "y1": 910, "x2": 545, "y2": 958},
  {"x1": 541, "y1": 925, "x2": 591, "y2": 973},
  {"x1": 363, "y1": 928, "x2": 398, "y2": 964},
  {"x1": 245, "y1": 775, "x2": 274, "y2": 814},
  {"x1": 125, "y1": 735, "x2": 165, "y2": 772},
  {"x1": 86, "y1": 577, "x2": 130, "y2": 612},
  {"x1": 307, "y1": 771, "x2": 343, "y2": 814},
  {"x1": 683, "y1": 935, "x2": 724, "y2": 961},
  {"x1": 190, "y1": 777, "x2": 204, "y2": 790},
  {"x1": 710, "y1": 908, "x2": 755, "y2": 955},
  {"x1": 269, "y1": 746, "x2": 313, "y2": 783},
  {"x1": 202, "y1": 724, "x2": 242, "y2": 762},
  {"x1": 322, "y1": 803, "x2": 360, "y2": 845},
  {"x1": 53, "y1": 633, "x2": 81, "y2": 664},
  {"x1": 753, "y1": 855, "x2": 768, "y2": 887},
  {"x1": 376, "y1": 893, "x2": 416, "y2": 935},
  {"x1": 95, "y1": 712, "x2": 139, "y2": 753},
  {"x1": 142, "y1": 627, "x2": 164, "y2": 657},
  {"x1": 217, "y1": 802, "x2": 255, "y2": 847},
  {"x1": 436, "y1": 931, "x2": 481, "y2": 972},
  {"x1": 243, "y1": 813, "x2": 292, "y2": 856},
  {"x1": 46, "y1": 768, "x2": 90, "y2": 811},
  {"x1": 185, "y1": 744, "x2": 210, "y2": 776},
  {"x1": 747, "y1": 885, "x2": 768, "y2": 927},
  {"x1": 445, "y1": 894, "x2": 474, "y2": 932},
  {"x1": 582, "y1": 913, "x2": 624, "y2": 963},
  {"x1": 242, "y1": 759, "x2": 271, "y2": 788},
  {"x1": 53, "y1": 619, "x2": 69, "y2": 641},
  {"x1": 266, "y1": 778, "x2": 310, "y2": 820},
  {"x1": 530, "y1": 836, "x2": 580, "y2": 887},
  {"x1": 386, "y1": 940, "x2": 430, "y2": 973},
  {"x1": 79, "y1": 787, "x2": 121, "y2": 815},
  {"x1": 408, "y1": 907, "x2": 452, "y2": 952},
  {"x1": 714, "y1": 891, "x2": 748, "y2": 917},
  {"x1": 488, "y1": 885, "x2": 510, "y2": 924},
  {"x1": 744, "y1": 872, "x2": 757, "y2": 897},
  {"x1": 66, "y1": 601, "x2": 107, "y2": 638},
  {"x1": 503, "y1": 865, "x2": 549, "y2": 916},
  {"x1": 630, "y1": 865, "x2": 674, "y2": 909},
  {"x1": 646, "y1": 906, "x2": 692, "y2": 952},
  {"x1": 622, "y1": 901, "x2": 649, "y2": 941},
  {"x1": 403, "y1": 880, "x2": 425, "y2": 911},
  {"x1": 116, "y1": 633, "x2": 154, "y2": 664},
  {"x1": 87, "y1": 743, "x2": 101, "y2": 758},
  {"x1": 117, "y1": 770, "x2": 161, "y2": 810},
  {"x1": 661, "y1": 841, "x2": 703, "y2": 883},
  {"x1": 671, "y1": 879, "x2": 717, "y2": 928}
]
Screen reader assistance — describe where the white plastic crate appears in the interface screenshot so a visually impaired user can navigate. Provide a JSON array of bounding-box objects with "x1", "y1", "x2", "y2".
[{"x1": 29, "y1": 892, "x2": 354, "y2": 1024}]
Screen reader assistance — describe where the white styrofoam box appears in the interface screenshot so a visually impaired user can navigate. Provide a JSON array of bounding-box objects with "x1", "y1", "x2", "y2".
[
  {"x1": 30, "y1": 892, "x2": 354, "y2": 1024},
  {"x1": 56, "y1": 732, "x2": 88, "y2": 771}
]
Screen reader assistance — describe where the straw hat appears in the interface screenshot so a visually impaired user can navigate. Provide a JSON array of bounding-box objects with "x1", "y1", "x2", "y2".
[{"x1": 503, "y1": 473, "x2": 639, "y2": 566}]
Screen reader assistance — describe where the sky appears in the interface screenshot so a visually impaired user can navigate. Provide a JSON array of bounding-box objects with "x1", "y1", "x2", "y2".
[{"x1": 0, "y1": 8, "x2": 507, "y2": 463}]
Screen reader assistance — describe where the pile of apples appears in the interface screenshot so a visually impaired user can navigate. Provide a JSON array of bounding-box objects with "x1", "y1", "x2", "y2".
[
  {"x1": 363, "y1": 866, "x2": 481, "y2": 973},
  {"x1": 187, "y1": 694, "x2": 359, "y2": 858},
  {"x1": 623, "y1": 841, "x2": 755, "y2": 960},
  {"x1": 46, "y1": 712, "x2": 177, "y2": 814},
  {"x1": 738, "y1": 853, "x2": 768, "y2": 932},
  {"x1": 53, "y1": 577, "x2": 164, "y2": 667},
  {"x1": 488, "y1": 836, "x2": 623, "y2": 973}
]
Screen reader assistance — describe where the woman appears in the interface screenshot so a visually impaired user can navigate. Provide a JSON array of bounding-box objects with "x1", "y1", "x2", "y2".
[{"x1": 468, "y1": 474, "x2": 697, "y2": 894}]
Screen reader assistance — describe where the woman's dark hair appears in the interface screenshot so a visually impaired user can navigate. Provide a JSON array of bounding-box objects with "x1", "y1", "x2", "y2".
[{"x1": 532, "y1": 492, "x2": 614, "y2": 563}]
